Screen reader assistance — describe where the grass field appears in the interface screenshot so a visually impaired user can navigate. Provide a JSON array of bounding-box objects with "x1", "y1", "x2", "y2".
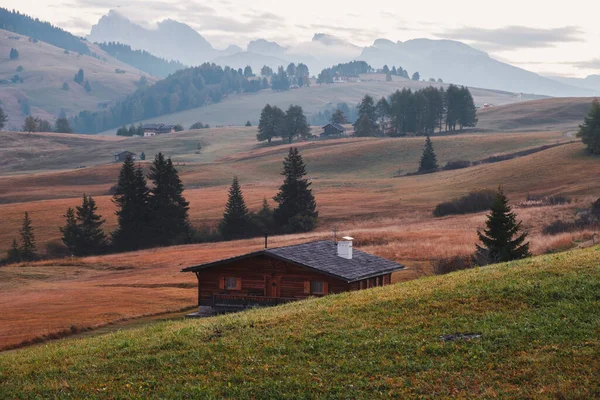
[
  {"x1": 1, "y1": 246, "x2": 598, "y2": 398},
  {"x1": 0, "y1": 29, "x2": 157, "y2": 128}
]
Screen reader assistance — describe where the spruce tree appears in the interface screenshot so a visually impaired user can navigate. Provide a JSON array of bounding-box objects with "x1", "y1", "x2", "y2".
[
  {"x1": 273, "y1": 148, "x2": 318, "y2": 233},
  {"x1": 74, "y1": 194, "x2": 108, "y2": 256},
  {"x1": 112, "y1": 157, "x2": 151, "y2": 251},
  {"x1": 19, "y1": 212, "x2": 37, "y2": 261},
  {"x1": 577, "y1": 99, "x2": 600, "y2": 154},
  {"x1": 219, "y1": 176, "x2": 251, "y2": 240},
  {"x1": 60, "y1": 207, "x2": 78, "y2": 255},
  {"x1": 418, "y1": 135, "x2": 439, "y2": 173},
  {"x1": 476, "y1": 188, "x2": 531, "y2": 265},
  {"x1": 148, "y1": 153, "x2": 192, "y2": 246},
  {"x1": 253, "y1": 198, "x2": 274, "y2": 234},
  {"x1": 6, "y1": 238, "x2": 21, "y2": 263},
  {"x1": 0, "y1": 107, "x2": 8, "y2": 130}
]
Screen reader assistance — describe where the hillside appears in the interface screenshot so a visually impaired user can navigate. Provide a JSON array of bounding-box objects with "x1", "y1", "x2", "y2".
[
  {"x1": 0, "y1": 28, "x2": 157, "y2": 129},
  {"x1": 477, "y1": 97, "x2": 595, "y2": 132},
  {"x1": 98, "y1": 76, "x2": 541, "y2": 135},
  {"x1": 1, "y1": 247, "x2": 598, "y2": 397}
]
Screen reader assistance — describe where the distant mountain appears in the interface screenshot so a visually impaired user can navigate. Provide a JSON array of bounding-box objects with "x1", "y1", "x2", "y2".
[
  {"x1": 247, "y1": 39, "x2": 286, "y2": 57},
  {"x1": 0, "y1": 7, "x2": 89, "y2": 54},
  {"x1": 98, "y1": 42, "x2": 186, "y2": 78},
  {"x1": 359, "y1": 38, "x2": 593, "y2": 97},
  {"x1": 544, "y1": 75, "x2": 600, "y2": 95},
  {"x1": 88, "y1": 10, "x2": 216, "y2": 65}
]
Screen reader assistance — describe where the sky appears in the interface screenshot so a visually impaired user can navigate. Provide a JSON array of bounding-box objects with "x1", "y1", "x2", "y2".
[{"x1": 5, "y1": 0, "x2": 600, "y2": 77}]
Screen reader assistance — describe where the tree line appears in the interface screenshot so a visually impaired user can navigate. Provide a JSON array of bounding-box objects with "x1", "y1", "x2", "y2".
[
  {"x1": 3, "y1": 148, "x2": 318, "y2": 262},
  {"x1": 257, "y1": 104, "x2": 310, "y2": 143},
  {"x1": 98, "y1": 42, "x2": 187, "y2": 79},
  {"x1": 70, "y1": 63, "x2": 265, "y2": 134},
  {"x1": 353, "y1": 85, "x2": 477, "y2": 137},
  {"x1": 0, "y1": 8, "x2": 90, "y2": 55},
  {"x1": 317, "y1": 61, "x2": 372, "y2": 84}
]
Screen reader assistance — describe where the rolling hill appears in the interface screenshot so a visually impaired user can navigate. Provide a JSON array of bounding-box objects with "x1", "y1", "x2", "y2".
[
  {"x1": 1, "y1": 246, "x2": 598, "y2": 397},
  {"x1": 0, "y1": 28, "x2": 157, "y2": 129}
]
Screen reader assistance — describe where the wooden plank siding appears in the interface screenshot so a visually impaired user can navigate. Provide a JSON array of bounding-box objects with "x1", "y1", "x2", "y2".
[{"x1": 194, "y1": 254, "x2": 394, "y2": 307}]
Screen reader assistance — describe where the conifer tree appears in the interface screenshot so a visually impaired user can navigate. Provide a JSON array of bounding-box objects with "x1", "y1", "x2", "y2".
[
  {"x1": 476, "y1": 188, "x2": 530, "y2": 265},
  {"x1": 73, "y1": 194, "x2": 107, "y2": 256},
  {"x1": 60, "y1": 207, "x2": 78, "y2": 255},
  {"x1": 19, "y1": 212, "x2": 37, "y2": 261},
  {"x1": 6, "y1": 238, "x2": 21, "y2": 263},
  {"x1": 418, "y1": 135, "x2": 439, "y2": 173},
  {"x1": 253, "y1": 198, "x2": 274, "y2": 234},
  {"x1": 577, "y1": 99, "x2": 600, "y2": 154},
  {"x1": 0, "y1": 107, "x2": 8, "y2": 130},
  {"x1": 219, "y1": 176, "x2": 251, "y2": 240},
  {"x1": 273, "y1": 148, "x2": 318, "y2": 233},
  {"x1": 331, "y1": 109, "x2": 348, "y2": 124},
  {"x1": 23, "y1": 116, "x2": 37, "y2": 133},
  {"x1": 148, "y1": 153, "x2": 192, "y2": 246},
  {"x1": 112, "y1": 157, "x2": 151, "y2": 251},
  {"x1": 283, "y1": 105, "x2": 310, "y2": 143}
]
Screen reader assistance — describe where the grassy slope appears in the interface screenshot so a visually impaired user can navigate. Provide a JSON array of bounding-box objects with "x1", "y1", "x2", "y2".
[
  {"x1": 1, "y1": 247, "x2": 598, "y2": 398},
  {"x1": 477, "y1": 97, "x2": 595, "y2": 132},
  {"x1": 97, "y1": 74, "x2": 541, "y2": 135},
  {"x1": 0, "y1": 29, "x2": 157, "y2": 128}
]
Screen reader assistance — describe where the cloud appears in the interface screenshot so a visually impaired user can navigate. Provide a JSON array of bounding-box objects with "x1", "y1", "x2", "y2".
[
  {"x1": 435, "y1": 25, "x2": 585, "y2": 50},
  {"x1": 572, "y1": 59, "x2": 600, "y2": 70}
]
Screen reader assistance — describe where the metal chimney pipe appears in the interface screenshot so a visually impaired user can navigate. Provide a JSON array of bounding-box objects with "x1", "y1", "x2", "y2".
[{"x1": 264, "y1": 233, "x2": 268, "y2": 249}]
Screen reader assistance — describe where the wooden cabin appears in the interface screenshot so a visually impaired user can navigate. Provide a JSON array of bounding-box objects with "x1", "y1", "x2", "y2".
[
  {"x1": 182, "y1": 239, "x2": 405, "y2": 313},
  {"x1": 113, "y1": 150, "x2": 136, "y2": 162},
  {"x1": 321, "y1": 123, "x2": 346, "y2": 138}
]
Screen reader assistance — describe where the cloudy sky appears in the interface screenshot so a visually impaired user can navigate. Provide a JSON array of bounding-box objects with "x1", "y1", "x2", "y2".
[{"x1": 5, "y1": 0, "x2": 600, "y2": 77}]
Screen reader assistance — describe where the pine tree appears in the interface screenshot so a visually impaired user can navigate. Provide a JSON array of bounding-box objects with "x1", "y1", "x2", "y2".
[
  {"x1": 60, "y1": 207, "x2": 79, "y2": 255},
  {"x1": 273, "y1": 148, "x2": 318, "y2": 233},
  {"x1": 54, "y1": 117, "x2": 72, "y2": 133},
  {"x1": 6, "y1": 238, "x2": 21, "y2": 263},
  {"x1": 112, "y1": 157, "x2": 151, "y2": 251},
  {"x1": 19, "y1": 212, "x2": 37, "y2": 261},
  {"x1": 0, "y1": 107, "x2": 8, "y2": 130},
  {"x1": 475, "y1": 188, "x2": 530, "y2": 265},
  {"x1": 355, "y1": 114, "x2": 375, "y2": 137},
  {"x1": 284, "y1": 105, "x2": 310, "y2": 143},
  {"x1": 418, "y1": 135, "x2": 439, "y2": 173},
  {"x1": 23, "y1": 116, "x2": 37, "y2": 133},
  {"x1": 84, "y1": 80, "x2": 92, "y2": 93},
  {"x1": 148, "y1": 153, "x2": 192, "y2": 246},
  {"x1": 219, "y1": 176, "x2": 251, "y2": 240},
  {"x1": 9, "y1": 48, "x2": 19, "y2": 60},
  {"x1": 577, "y1": 99, "x2": 600, "y2": 154},
  {"x1": 331, "y1": 109, "x2": 348, "y2": 124},
  {"x1": 74, "y1": 195, "x2": 108, "y2": 256},
  {"x1": 252, "y1": 198, "x2": 274, "y2": 234},
  {"x1": 140, "y1": 152, "x2": 146, "y2": 160},
  {"x1": 74, "y1": 68, "x2": 84, "y2": 85}
]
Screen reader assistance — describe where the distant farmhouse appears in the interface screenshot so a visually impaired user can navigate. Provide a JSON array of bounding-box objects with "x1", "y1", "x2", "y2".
[
  {"x1": 321, "y1": 123, "x2": 346, "y2": 138},
  {"x1": 182, "y1": 238, "x2": 405, "y2": 313},
  {"x1": 114, "y1": 150, "x2": 136, "y2": 162},
  {"x1": 143, "y1": 123, "x2": 175, "y2": 137}
]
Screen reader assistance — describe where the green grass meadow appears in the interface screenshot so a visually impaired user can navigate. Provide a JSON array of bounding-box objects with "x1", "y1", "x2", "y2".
[{"x1": 1, "y1": 247, "x2": 599, "y2": 398}]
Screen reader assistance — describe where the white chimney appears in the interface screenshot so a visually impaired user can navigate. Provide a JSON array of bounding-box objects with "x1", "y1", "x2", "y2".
[{"x1": 337, "y1": 236, "x2": 354, "y2": 259}]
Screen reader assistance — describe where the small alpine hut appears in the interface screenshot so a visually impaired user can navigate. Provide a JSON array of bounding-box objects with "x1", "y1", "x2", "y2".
[
  {"x1": 321, "y1": 123, "x2": 346, "y2": 138},
  {"x1": 113, "y1": 150, "x2": 137, "y2": 162},
  {"x1": 182, "y1": 237, "x2": 405, "y2": 313}
]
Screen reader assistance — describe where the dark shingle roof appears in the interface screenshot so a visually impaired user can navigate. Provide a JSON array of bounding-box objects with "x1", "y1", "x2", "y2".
[
  {"x1": 182, "y1": 240, "x2": 405, "y2": 282},
  {"x1": 323, "y1": 123, "x2": 345, "y2": 132}
]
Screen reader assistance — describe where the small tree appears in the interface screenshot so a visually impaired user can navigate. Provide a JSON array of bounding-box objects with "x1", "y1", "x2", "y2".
[
  {"x1": 6, "y1": 239, "x2": 21, "y2": 263},
  {"x1": 0, "y1": 107, "x2": 7, "y2": 130},
  {"x1": 54, "y1": 117, "x2": 72, "y2": 133},
  {"x1": 74, "y1": 69, "x2": 84, "y2": 85},
  {"x1": 140, "y1": 152, "x2": 146, "y2": 161},
  {"x1": 252, "y1": 198, "x2": 274, "y2": 234},
  {"x1": 273, "y1": 148, "x2": 318, "y2": 233},
  {"x1": 412, "y1": 71, "x2": 421, "y2": 81},
  {"x1": 245, "y1": 121, "x2": 252, "y2": 127},
  {"x1": 284, "y1": 105, "x2": 310, "y2": 143},
  {"x1": 331, "y1": 109, "x2": 348, "y2": 124},
  {"x1": 418, "y1": 135, "x2": 439, "y2": 173},
  {"x1": 71, "y1": 195, "x2": 108, "y2": 256},
  {"x1": 219, "y1": 176, "x2": 252, "y2": 240},
  {"x1": 9, "y1": 48, "x2": 19, "y2": 60},
  {"x1": 577, "y1": 99, "x2": 600, "y2": 154},
  {"x1": 19, "y1": 212, "x2": 37, "y2": 261},
  {"x1": 244, "y1": 65, "x2": 253, "y2": 77},
  {"x1": 257, "y1": 104, "x2": 285, "y2": 143},
  {"x1": 354, "y1": 115, "x2": 375, "y2": 137},
  {"x1": 23, "y1": 116, "x2": 37, "y2": 133},
  {"x1": 84, "y1": 80, "x2": 92, "y2": 93},
  {"x1": 60, "y1": 208, "x2": 78, "y2": 255},
  {"x1": 39, "y1": 120, "x2": 52, "y2": 132},
  {"x1": 475, "y1": 187, "x2": 531, "y2": 265},
  {"x1": 62, "y1": 82, "x2": 70, "y2": 91}
]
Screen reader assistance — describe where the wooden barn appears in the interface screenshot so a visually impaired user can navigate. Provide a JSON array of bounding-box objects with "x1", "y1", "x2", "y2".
[
  {"x1": 182, "y1": 238, "x2": 405, "y2": 313},
  {"x1": 321, "y1": 123, "x2": 346, "y2": 138},
  {"x1": 113, "y1": 150, "x2": 136, "y2": 162}
]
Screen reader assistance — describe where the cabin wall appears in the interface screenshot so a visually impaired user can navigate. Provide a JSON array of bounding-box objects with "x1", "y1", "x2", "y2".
[
  {"x1": 348, "y1": 274, "x2": 392, "y2": 291},
  {"x1": 195, "y1": 255, "x2": 349, "y2": 306}
]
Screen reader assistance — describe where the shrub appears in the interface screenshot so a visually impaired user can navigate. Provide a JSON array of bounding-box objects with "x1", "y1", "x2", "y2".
[
  {"x1": 542, "y1": 215, "x2": 596, "y2": 235},
  {"x1": 45, "y1": 240, "x2": 71, "y2": 259},
  {"x1": 432, "y1": 256, "x2": 475, "y2": 275},
  {"x1": 190, "y1": 122, "x2": 209, "y2": 129},
  {"x1": 433, "y1": 189, "x2": 496, "y2": 217},
  {"x1": 443, "y1": 160, "x2": 471, "y2": 171}
]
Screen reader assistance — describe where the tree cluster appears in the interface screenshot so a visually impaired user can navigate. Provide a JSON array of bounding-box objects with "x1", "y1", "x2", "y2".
[
  {"x1": 22, "y1": 116, "x2": 52, "y2": 133},
  {"x1": 577, "y1": 99, "x2": 600, "y2": 154},
  {"x1": 317, "y1": 61, "x2": 372, "y2": 84},
  {"x1": 190, "y1": 121, "x2": 210, "y2": 129},
  {"x1": 0, "y1": 8, "x2": 90, "y2": 54},
  {"x1": 353, "y1": 85, "x2": 477, "y2": 137},
  {"x1": 257, "y1": 104, "x2": 310, "y2": 143},
  {"x1": 61, "y1": 195, "x2": 108, "y2": 256},
  {"x1": 5, "y1": 212, "x2": 37, "y2": 263},
  {"x1": 54, "y1": 117, "x2": 72, "y2": 133},
  {"x1": 71, "y1": 63, "x2": 264, "y2": 134},
  {"x1": 310, "y1": 103, "x2": 358, "y2": 126},
  {"x1": 117, "y1": 124, "x2": 144, "y2": 137},
  {"x1": 218, "y1": 148, "x2": 318, "y2": 240},
  {"x1": 98, "y1": 42, "x2": 186, "y2": 78}
]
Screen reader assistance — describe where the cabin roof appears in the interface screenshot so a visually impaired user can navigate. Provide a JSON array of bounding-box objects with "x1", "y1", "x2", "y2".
[
  {"x1": 114, "y1": 150, "x2": 136, "y2": 156},
  {"x1": 182, "y1": 240, "x2": 405, "y2": 282},
  {"x1": 323, "y1": 123, "x2": 345, "y2": 132}
]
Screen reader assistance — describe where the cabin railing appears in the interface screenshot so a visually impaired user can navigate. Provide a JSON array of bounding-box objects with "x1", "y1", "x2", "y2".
[{"x1": 212, "y1": 294, "x2": 296, "y2": 309}]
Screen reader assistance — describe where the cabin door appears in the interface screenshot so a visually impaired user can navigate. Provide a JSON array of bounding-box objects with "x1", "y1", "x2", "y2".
[{"x1": 265, "y1": 276, "x2": 281, "y2": 298}]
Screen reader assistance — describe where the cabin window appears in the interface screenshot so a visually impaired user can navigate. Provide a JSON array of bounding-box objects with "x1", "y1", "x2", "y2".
[
  {"x1": 310, "y1": 281, "x2": 324, "y2": 295},
  {"x1": 225, "y1": 277, "x2": 238, "y2": 290}
]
